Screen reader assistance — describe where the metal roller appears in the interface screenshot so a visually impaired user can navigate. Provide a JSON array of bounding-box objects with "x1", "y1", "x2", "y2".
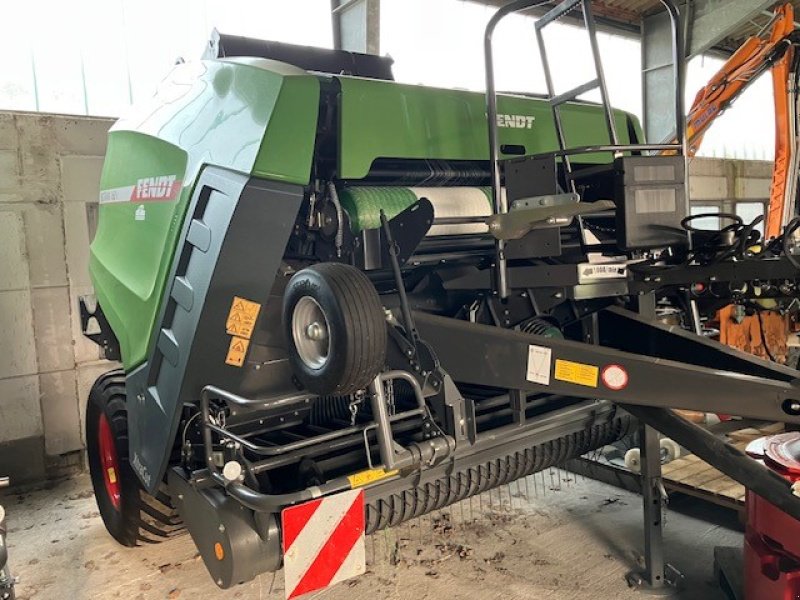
[{"x1": 338, "y1": 186, "x2": 496, "y2": 236}]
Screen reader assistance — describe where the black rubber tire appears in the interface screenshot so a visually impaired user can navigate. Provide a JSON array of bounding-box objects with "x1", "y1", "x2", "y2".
[
  {"x1": 283, "y1": 263, "x2": 387, "y2": 395},
  {"x1": 85, "y1": 369, "x2": 183, "y2": 546}
]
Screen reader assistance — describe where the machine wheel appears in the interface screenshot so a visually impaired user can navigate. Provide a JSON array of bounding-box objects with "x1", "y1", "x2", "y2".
[
  {"x1": 660, "y1": 438, "x2": 682, "y2": 462},
  {"x1": 283, "y1": 263, "x2": 387, "y2": 395},
  {"x1": 624, "y1": 448, "x2": 642, "y2": 473},
  {"x1": 86, "y1": 369, "x2": 183, "y2": 546}
]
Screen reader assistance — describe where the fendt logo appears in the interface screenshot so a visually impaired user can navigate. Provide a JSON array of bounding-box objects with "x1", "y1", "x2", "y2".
[
  {"x1": 133, "y1": 175, "x2": 178, "y2": 200},
  {"x1": 497, "y1": 114, "x2": 536, "y2": 129},
  {"x1": 98, "y1": 174, "x2": 181, "y2": 205}
]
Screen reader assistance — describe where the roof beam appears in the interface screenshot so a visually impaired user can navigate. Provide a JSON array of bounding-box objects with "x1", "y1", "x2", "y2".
[
  {"x1": 686, "y1": 0, "x2": 776, "y2": 57},
  {"x1": 641, "y1": 0, "x2": 774, "y2": 144}
]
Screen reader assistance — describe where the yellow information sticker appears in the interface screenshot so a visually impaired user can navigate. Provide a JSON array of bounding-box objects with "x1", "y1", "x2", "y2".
[
  {"x1": 347, "y1": 468, "x2": 399, "y2": 489},
  {"x1": 226, "y1": 296, "x2": 262, "y2": 340},
  {"x1": 554, "y1": 359, "x2": 599, "y2": 388},
  {"x1": 225, "y1": 336, "x2": 251, "y2": 367}
]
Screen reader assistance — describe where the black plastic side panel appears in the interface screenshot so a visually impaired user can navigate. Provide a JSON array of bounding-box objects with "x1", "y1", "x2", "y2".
[{"x1": 126, "y1": 168, "x2": 304, "y2": 492}]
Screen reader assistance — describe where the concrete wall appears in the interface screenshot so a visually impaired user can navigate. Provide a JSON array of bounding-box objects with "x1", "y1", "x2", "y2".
[
  {"x1": 0, "y1": 111, "x2": 115, "y2": 484},
  {"x1": 689, "y1": 157, "x2": 772, "y2": 209},
  {"x1": 0, "y1": 109, "x2": 778, "y2": 486}
]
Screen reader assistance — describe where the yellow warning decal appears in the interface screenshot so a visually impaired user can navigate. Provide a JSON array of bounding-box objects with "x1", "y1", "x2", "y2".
[
  {"x1": 347, "y1": 468, "x2": 399, "y2": 489},
  {"x1": 225, "y1": 336, "x2": 251, "y2": 367},
  {"x1": 226, "y1": 296, "x2": 261, "y2": 340},
  {"x1": 554, "y1": 359, "x2": 599, "y2": 388}
]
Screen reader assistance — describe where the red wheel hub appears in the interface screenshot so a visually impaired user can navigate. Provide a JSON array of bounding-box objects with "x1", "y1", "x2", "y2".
[{"x1": 98, "y1": 413, "x2": 121, "y2": 510}]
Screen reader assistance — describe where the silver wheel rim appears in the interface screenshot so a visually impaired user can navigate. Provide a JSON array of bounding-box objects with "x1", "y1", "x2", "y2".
[{"x1": 291, "y1": 296, "x2": 330, "y2": 370}]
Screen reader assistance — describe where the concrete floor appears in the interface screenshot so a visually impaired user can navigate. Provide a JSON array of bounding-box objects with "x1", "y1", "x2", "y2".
[{"x1": 2, "y1": 468, "x2": 742, "y2": 600}]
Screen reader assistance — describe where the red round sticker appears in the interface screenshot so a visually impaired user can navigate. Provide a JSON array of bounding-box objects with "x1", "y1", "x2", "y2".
[{"x1": 601, "y1": 364, "x2": 628, "y2": 390}]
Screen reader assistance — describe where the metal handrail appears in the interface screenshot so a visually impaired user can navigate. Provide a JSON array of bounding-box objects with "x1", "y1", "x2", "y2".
[{"x1": 483, "y1": 0, "x2": 687, "y2": 299}]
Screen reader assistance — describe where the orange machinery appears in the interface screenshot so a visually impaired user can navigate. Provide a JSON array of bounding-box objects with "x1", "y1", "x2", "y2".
[
  {"x1": 670, "y1": 3, "x2": 798, "y2": 237},
  {"x1": 673, "y1": 4, "x2": 800, "y2": 363}
]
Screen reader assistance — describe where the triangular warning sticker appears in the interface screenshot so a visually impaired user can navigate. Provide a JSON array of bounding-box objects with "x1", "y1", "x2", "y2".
[{"x1": 232, "y1": 340, "x2": 245, "y2": 352}]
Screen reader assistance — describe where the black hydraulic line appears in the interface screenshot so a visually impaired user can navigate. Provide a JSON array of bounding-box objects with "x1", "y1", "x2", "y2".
[
  {"x1": 755, "y1": 309, "x2": 778, "y2": 363},
  {"x1": 783, "y1": 216, "x2": 800, "y2": 270},
  {"x1": 620, "y1": 404, "x2": 800, "y2": 522},
  {"x1": 380, "y1": 210, "x2": 421, "y2": 354}
]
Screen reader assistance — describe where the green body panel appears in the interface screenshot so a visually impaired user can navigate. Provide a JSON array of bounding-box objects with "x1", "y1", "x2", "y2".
[
  {"x1": 91, "y1": 135, "x2": 188, "y2": 371},
  {"x1": 336, "y1": 77, "x2": 638, "y2": 180},
  {"x1": 90, "y1": 58, "x2": 320, "y2": 370}
]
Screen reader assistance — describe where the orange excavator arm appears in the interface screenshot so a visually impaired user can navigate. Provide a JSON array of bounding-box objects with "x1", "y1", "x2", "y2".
[
  {"x1": 665, "y1": 3, "x2": 799, "y2": 237},
  {"x1": 766, "y1": 4, "x2": 798, "y2": 238}
]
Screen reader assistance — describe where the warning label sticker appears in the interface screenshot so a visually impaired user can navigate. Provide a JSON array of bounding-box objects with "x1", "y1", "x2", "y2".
[
  {"x1": 554, "y1": 359, "x2": 599, "y2": 388},
  {"x1": 226, "y1": 296, "x2": 261, "y2": 340},
  {"x1": 526, "y1": 345, "x2": 552, "y2": 385},
  {"x1": 347, "y1": 468, "x2": 399, "y2": 489},
  {"x1": 225, "y1": 336, "x2": 251, "y2": 367}
]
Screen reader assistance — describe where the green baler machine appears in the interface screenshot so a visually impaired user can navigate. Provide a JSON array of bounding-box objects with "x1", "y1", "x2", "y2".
[
  {"x1": 91, "y1": 58, "x2": 639, "y2": 371},
  {"x1": 79, "y1": 19, "x2": 800, "y2": 593}
]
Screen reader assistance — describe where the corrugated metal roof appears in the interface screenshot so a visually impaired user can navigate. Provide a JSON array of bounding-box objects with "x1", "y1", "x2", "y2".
[
  {"x1": 475, "y1": 1, "x2": 800, "y2": 54},
  {"x1": 590, "y1": 0, "x2": 800, "y2": 52}
]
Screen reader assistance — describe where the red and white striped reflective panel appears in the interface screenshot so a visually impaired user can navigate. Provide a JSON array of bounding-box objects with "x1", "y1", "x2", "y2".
[{"x1": 281, "y1": 489, "x2": 366, "y2": 600}]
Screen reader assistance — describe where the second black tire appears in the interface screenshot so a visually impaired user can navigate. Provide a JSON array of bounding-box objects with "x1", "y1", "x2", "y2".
[
  {"x1": 283, "y1": 263, "x2": 387, "y2": 395},
  {"x1": 85, "y1": 369, "x2": 184, "y2": 546}
]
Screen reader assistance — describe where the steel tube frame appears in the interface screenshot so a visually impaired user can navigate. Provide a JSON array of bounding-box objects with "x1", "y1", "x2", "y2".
[
  {"x1": 483, "y1": 0, "x2": 686, "y2": 300},
  {"x1": 485, "y1": 0, "x2": 552, "y2": 299},
  {"x1": 200, "y1": 374, "x2": 427, "y2": 459}
]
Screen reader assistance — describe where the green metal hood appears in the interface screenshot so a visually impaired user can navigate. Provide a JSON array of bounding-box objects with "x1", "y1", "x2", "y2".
[
  {"x1": 334, "y1": 75, "x2": 641, "y2": 180},
  {"x1": 90, "y1": 58, "x2": 320, "y2": 370}
]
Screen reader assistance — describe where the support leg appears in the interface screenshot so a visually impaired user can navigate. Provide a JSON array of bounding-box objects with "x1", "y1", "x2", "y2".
[
  {"x1": 627, "y1": 293, "x2": 681, "y2": 594},
  {"x1": 641, "y1": 422, "x2": 666, "y2": 588}
]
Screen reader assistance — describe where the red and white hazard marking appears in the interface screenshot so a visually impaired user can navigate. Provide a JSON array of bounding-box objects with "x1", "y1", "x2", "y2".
[
  {"x1": 281, "y1": 489, "x2": 366, "y2": 600},
  {"x1": 601, "y1": 364, "x2": 629, "y2": 390}
]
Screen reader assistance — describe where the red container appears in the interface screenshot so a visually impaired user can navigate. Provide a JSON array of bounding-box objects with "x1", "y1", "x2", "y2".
[{"x1": 745, "y1": 433, "x2": 800, "y2": 600}]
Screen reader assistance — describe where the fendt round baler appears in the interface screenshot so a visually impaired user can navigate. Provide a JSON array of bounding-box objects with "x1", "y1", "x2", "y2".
[{"x1": 78, "y1": 19, "x2": 800, "y2": 593}]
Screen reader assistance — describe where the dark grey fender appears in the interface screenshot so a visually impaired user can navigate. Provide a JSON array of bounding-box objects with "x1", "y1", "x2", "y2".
[{"x1": 126, "y1": 167, "x2": 304, "y2": 492}]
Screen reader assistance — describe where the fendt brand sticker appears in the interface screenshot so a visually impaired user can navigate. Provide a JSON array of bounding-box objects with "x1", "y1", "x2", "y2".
[
  {"x1": 99, "y1": 175, "x2": 182, "y2": 204},
  {"x1": 497, "y1": 113, "x2": 536, "y2": 129}
]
